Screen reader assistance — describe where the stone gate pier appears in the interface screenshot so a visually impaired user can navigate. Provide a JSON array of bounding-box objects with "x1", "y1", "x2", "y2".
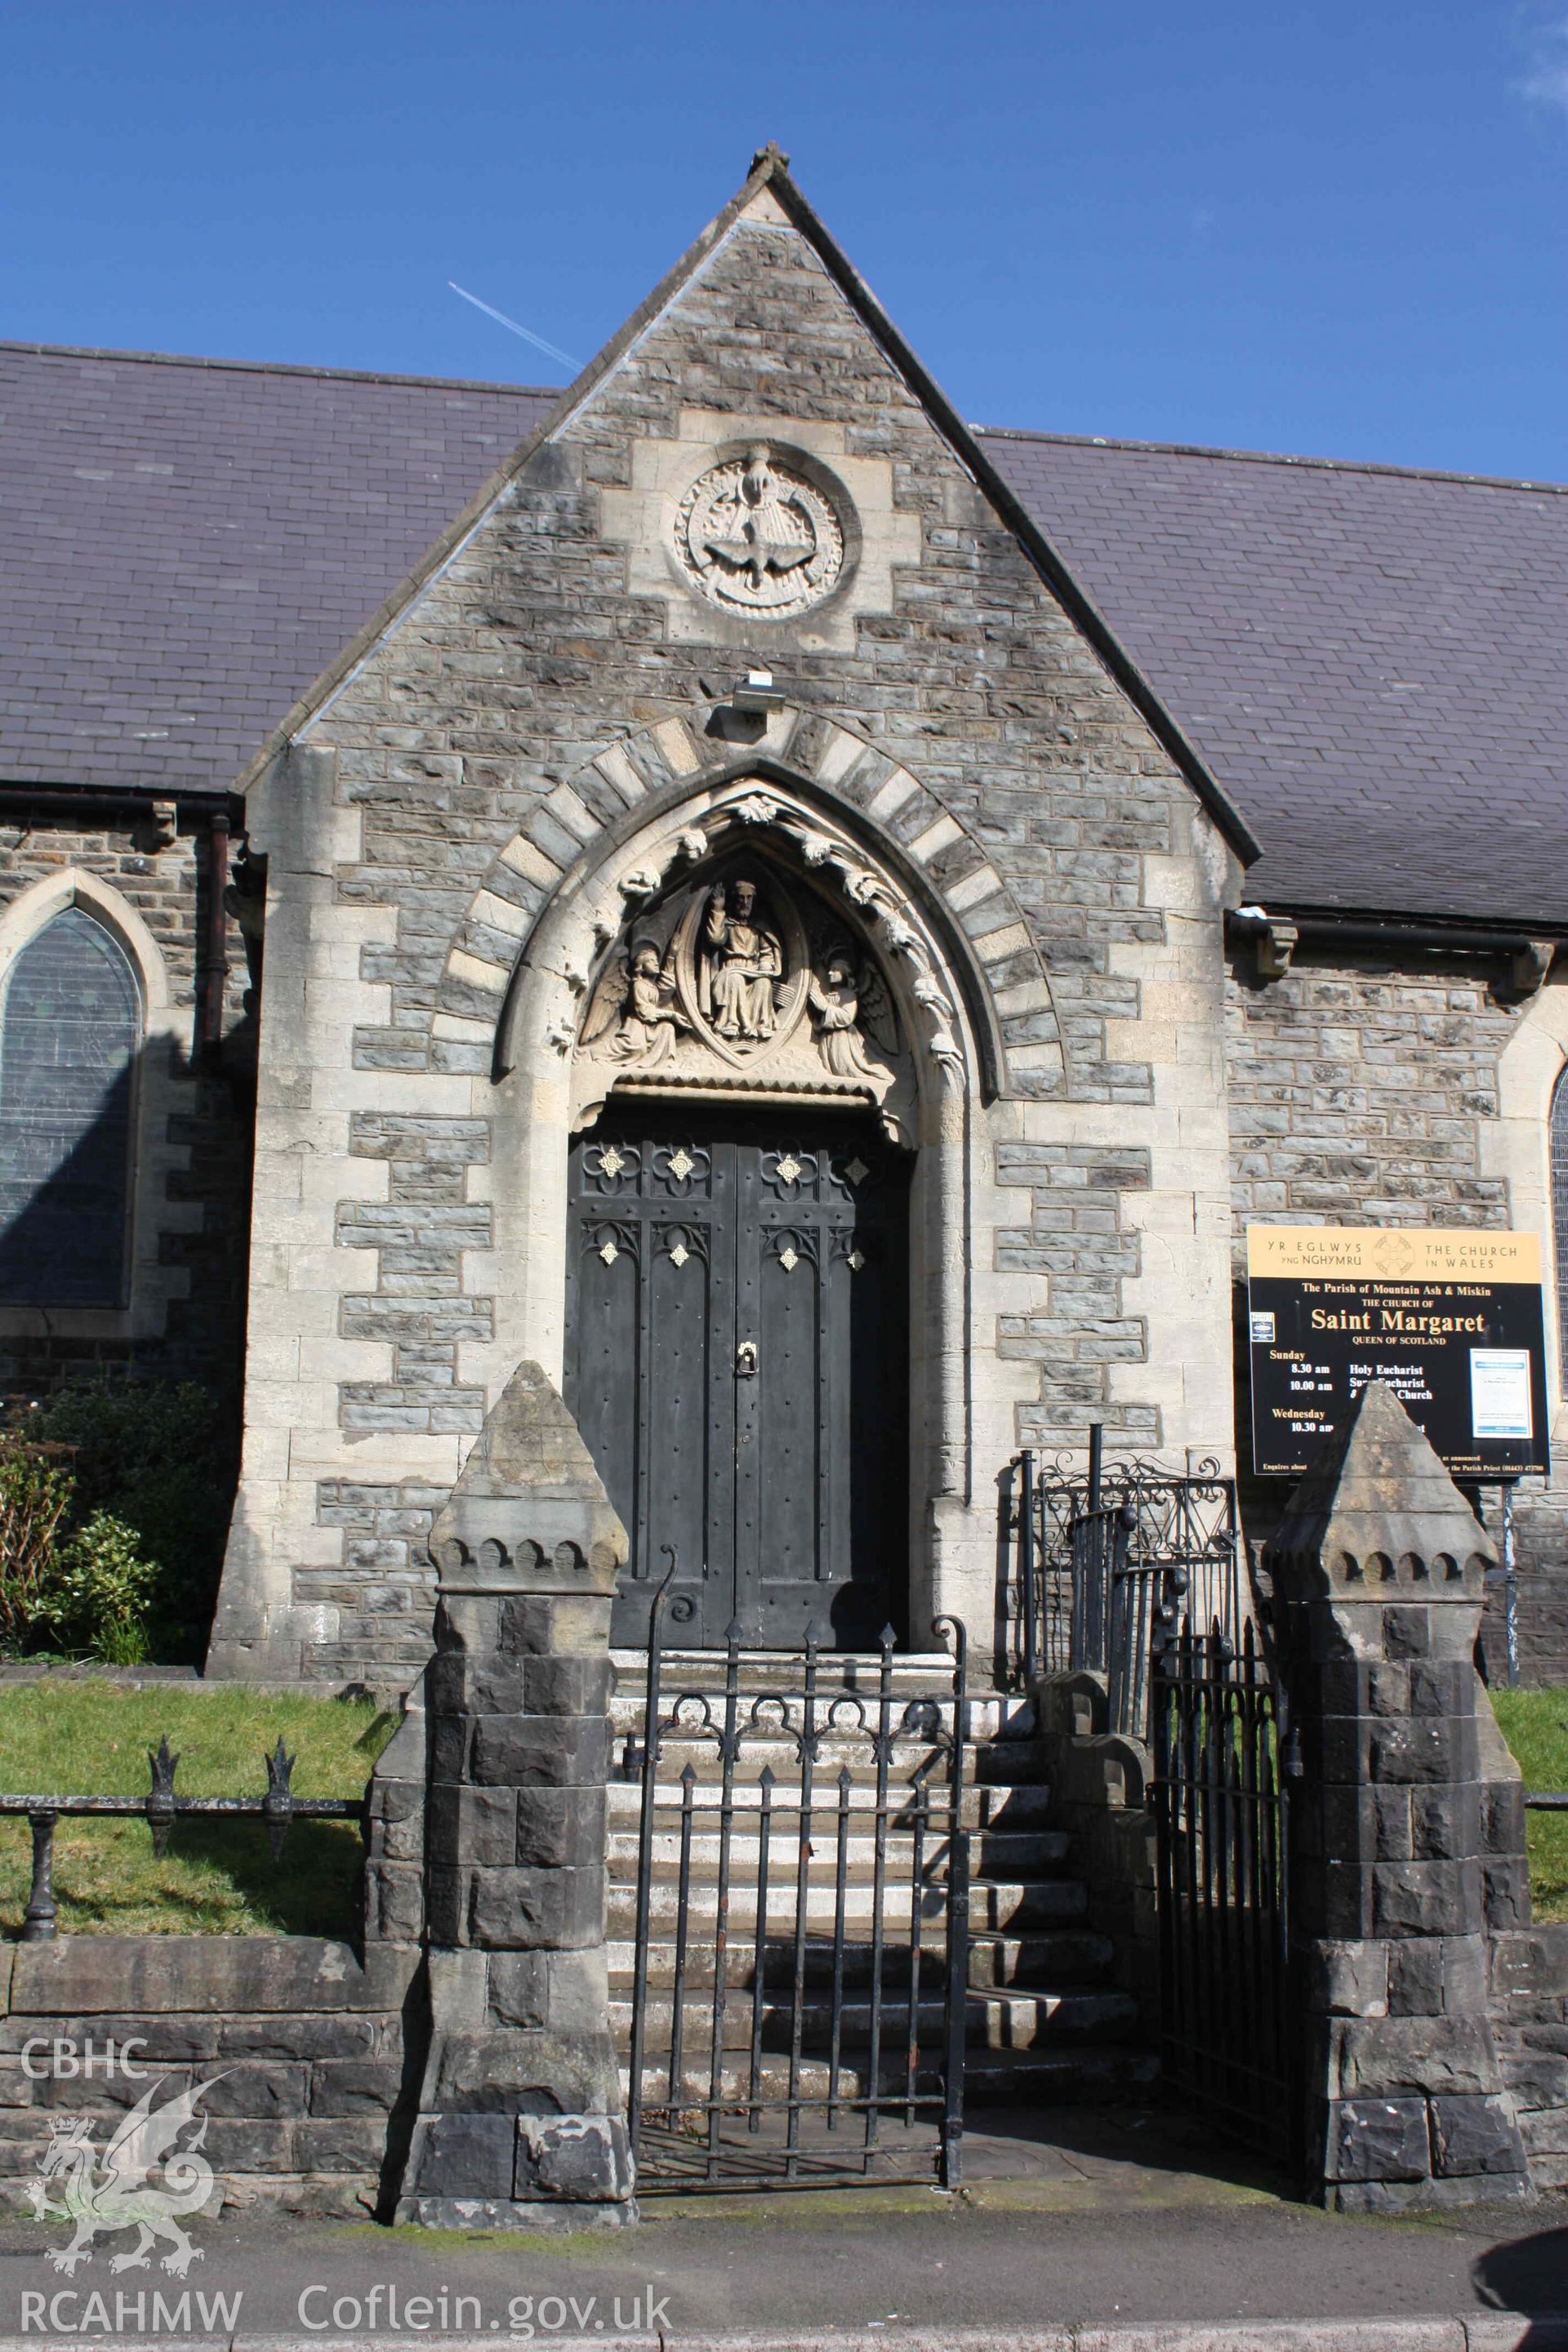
[{"x1": 393, "y1": 1361, "x2": 636, "y2": 2229}]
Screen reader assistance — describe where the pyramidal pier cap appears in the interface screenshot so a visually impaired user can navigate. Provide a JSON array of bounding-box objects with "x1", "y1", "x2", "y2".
[{"x1": 1265, "y1": 1378, "x2": 1497, "y2": 1608}]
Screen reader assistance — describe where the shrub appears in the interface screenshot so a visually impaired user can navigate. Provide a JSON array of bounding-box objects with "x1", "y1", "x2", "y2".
[
  {"x1": 0, "y1": 1435, "x2": 75, "y2": 1650},
  {"x1": 21, "y1": 1375, "x2": 236, "y2": 1663},
  {"x1": 33, "y1": 1512, "x2": 159, "y2": 1666}
]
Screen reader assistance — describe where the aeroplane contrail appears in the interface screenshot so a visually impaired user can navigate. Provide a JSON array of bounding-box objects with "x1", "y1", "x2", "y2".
[{"x1": 448, "y1": 280, "x2": 581, "y2": 372}]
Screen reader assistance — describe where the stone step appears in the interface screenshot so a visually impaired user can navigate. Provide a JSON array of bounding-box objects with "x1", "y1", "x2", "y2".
[
  {"x1": 604, "y1": 1780, "x2": 1053, "y2": 1831},
  {"x1": 610, "y1": 1712, "x2": 1010, "y2": 1754},
  {"x1": 960, "y1": 2046, "x2": 1160, "y2": 2106},
  {"x1": 612, "y1": 1680, "x2": 996, "y2": 1712},
  {"x1": 611, "y1": 1685, "x2": 1009, "y2": 1725},
  {"x1": 604, "y1": 1927, "x2": 1114, "y2": 1992},
  {"x1": 973, "y1": 1740, "x2": 1053, "y2": 1786},
  {"x1": 610, "y1": 1649, "x2": 994, "y2": 1691},
  {"x1": 611, "y1": 1732, "x2": 972, "y2": 1780},
  {"x1": 611, "y1": 1748, "x2": 956, "y2": 1790},
  {"x1": 602, "y1": 1829, "x2": 1072, "y2": 1878},
  {"x1": 606, "y1": 1874, "x2": 1087, "y2": 1936},
  {"x1": 973, "y1": 1878, "x2": 1090, "y2": 1931},
  {"x1": 619, "y1": 2041, "x2": 1156, "y2": 2109},
  {"x1": 967, "y1": 1930, "x2": 1115, "y2": 1988},
  {"x1": 612, "y1": 1684, "x2": 1017, "y2": 1724},
  {"x1": 610, "y1": 1940, "x2": 958, "y2": 1992},
  {"x1": 611, "y1": 1986, "x2": 1138, "y2": 2051}
]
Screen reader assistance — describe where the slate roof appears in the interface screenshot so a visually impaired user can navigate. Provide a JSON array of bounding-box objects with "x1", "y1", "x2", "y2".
[
  {"x1": 2, "y1": 338, "x2": 1565, "y2": 927},
  {"x1": 0, "y1": 342, "x2": 553, "y2": 799},
  {"x1": 982, "y1": 428, "x2": 1568, "y2": 929}
]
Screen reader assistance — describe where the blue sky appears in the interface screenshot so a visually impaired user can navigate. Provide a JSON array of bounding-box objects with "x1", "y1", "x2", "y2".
[{"x1": 3, "y1": 2, "x2": 1566, "y2": 479}]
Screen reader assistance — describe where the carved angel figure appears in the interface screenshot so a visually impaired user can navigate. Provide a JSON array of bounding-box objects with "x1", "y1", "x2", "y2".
[
  {"x1": 582, "y1": 942, "x2": 687, "y2": 1069},
  {"x1": 808, "y1": 950, "x2": 895, "y2": 1087},
  {"x1": 702, "y1": 880, "x2": 783, "y2": 1042}
]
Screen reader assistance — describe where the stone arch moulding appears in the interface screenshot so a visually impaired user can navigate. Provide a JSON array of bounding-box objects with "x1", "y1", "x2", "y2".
[
  {"x1": 0, "y1": 866, "x2": 198, "y2": 1342},
  {"x1": 427, "y1": 706, "x2": 1065, "y2": 1105},
  {"x1": 1483, "y1": 971, "x2": 1568, "y2": 1430},
  {"x1": 501, "y1": 783, "x2": 986, "y2": 1137},
  {"x1": 0, "y1": 866, "x2": 175, "y2": 1013},
  {"x1": 464, "y1": 756, "x2": 1022, "y2": 1623}
]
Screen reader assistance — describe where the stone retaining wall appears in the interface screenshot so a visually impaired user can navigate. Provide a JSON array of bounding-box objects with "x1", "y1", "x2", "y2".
[
  {"x1": 1490, "y1": 1923, "x2": 1568, "y2": 2193},
  {"x1": 0, "y1": 1938, "x2": 418, "y2": 2217}
]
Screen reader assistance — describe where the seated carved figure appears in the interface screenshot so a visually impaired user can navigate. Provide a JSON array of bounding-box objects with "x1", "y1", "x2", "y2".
[{"x1": 702, "y1": 880, "x2": 783, "y2": 1041}]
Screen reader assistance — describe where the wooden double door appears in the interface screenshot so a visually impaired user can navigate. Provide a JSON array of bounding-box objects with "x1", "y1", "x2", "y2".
[{"x1": 565, "y1": 1107, "x2": 910, "y2": 1649}]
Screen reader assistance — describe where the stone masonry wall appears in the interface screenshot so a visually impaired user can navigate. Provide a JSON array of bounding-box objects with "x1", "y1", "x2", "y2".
[
  {"x1": 1490, "y1": 1925, "x2": 1568, "y2": 2190},
  {"x1": 1227, "y1": 950, "x2": 1513, "y2": 1241},
  {"x1": 0, "y1": 1937, "x2": 416, "y2": 2218},
  {"x1": 0, "y1": 818, "x2": 252, "y2": 1398},
  {"x1": 997, "y1": 1140, "x2": 1157, "y2": 1454},
  {"x1": 217, "y1": 184, "x2": 1241, "y2": 1686}
]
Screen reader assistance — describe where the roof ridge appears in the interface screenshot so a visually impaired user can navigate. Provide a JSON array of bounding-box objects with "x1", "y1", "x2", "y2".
[
  {"x1": 973, "y1": 421, "x2": 1568, "y2": 499},
  {"x1": 0, "y1": 337, "x2": 562, "y2": 400},
  {"x1": 7, "y1": 338, "x2": 1561, "y2": 497}
]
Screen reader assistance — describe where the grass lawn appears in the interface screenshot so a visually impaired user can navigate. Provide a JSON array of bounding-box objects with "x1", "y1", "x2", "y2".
[
  {"x1": 0, "y1": 1682, "x2": 396, "y2": 1939},
  {"x1": 1490, "y1": 1686, "x2": 1568, "y2": 1923}
]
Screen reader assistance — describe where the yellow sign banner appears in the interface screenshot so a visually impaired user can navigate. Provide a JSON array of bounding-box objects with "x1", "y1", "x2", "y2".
[{"x1": 1245, "y1": 1227, "x2": 1541, "y2": 1285}]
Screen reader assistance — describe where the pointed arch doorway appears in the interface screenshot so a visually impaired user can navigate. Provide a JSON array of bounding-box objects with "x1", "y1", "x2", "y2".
[
  {"x1": 566, "y1": 1102, "x2": 910, "y2": 1650},
  {"x1": 560, "y1": 837, "x2": 918, "y2": 1650}
]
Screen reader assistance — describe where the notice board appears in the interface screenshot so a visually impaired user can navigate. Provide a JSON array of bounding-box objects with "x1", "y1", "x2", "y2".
[{"x1": 1245, "y1": 1227, "x2": 1549, "y2": 1481}]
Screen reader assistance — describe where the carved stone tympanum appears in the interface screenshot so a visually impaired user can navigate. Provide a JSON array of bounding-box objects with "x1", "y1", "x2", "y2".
[{"x1": 576, "y1": 853, "x2": 906, "y2": 1131}]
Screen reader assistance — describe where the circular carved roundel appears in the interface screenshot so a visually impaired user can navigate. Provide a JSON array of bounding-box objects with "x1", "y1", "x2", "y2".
[{"x1": 674, "y1": 443, "x2": 845, "y2": 617}]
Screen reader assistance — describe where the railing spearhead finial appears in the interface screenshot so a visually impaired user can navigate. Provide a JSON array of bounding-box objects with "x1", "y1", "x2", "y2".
[
  {"x1": 264, "y1": 1735, "x2": 296, "y2": 1860},
  {"x1": 146, "y1": 1736, "x2": 178, "y2": 1859}
]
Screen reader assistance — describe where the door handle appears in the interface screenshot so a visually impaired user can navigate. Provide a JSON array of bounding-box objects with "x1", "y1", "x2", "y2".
[{"x1": 736, "y1": 1339, "x2": 758, "y2": 1379}]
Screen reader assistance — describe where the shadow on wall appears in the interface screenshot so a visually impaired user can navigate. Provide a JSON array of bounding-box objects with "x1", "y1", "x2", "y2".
[
  {"x1": 0, "y1": 962, "x2": 254, "y2": 1661},
  {"x1": 0, "y1": 1033, "x2": 247, "y2": 1663}
]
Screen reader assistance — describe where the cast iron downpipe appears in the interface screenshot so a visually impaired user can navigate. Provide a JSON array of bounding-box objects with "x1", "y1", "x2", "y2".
[{"x1": 199, "y1": 808, "x2": 231, "y2": 1063}]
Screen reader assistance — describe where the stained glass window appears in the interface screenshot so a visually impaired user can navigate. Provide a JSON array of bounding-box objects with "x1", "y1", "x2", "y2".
[{"x1": 0, "y1": 906, "x2": 139, "y2": 1304}]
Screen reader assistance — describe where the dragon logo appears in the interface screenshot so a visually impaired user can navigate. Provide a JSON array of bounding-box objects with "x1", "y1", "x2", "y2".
[{"x1": 28, "y1": 2073, "x2": 227, "y2": 2276}]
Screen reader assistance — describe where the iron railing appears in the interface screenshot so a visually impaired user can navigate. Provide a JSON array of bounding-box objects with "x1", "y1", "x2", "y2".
[
  {"x1": 1149, "y1": 1618, "x2": 1299, "y2": 2163},
  {"x1": 626, "y1": 1579, "x2": 971, "y2": 2192},
  {"x1": 1007, "y1": 1428, "x2": 1242, "y2": 1735},
  {"x1": 2, "y1": 1736, "x2": 365, "y2": 1941}
]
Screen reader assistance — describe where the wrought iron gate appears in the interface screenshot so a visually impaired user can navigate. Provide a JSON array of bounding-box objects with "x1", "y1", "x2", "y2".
[
  {"x1": 1008, "y1": 1437, "x2": 1241, "y2": 1731},
  {"x1": 626, "y1": 1584, "x2": 972, "y2": 2190},
  {"x1": 1149, "y1": 1619, "x2": 1299, "y2": 2162}
]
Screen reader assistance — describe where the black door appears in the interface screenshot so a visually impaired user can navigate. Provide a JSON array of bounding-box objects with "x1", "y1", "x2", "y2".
[{"x1": 565, "y1": 1107, "x2": 909, "y2": 1649}]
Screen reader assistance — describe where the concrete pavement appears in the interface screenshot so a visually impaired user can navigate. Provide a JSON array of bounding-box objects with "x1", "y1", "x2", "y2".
[{"x1": 0, "y1": 2107, "x2": 1561, "y2": 2349}]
